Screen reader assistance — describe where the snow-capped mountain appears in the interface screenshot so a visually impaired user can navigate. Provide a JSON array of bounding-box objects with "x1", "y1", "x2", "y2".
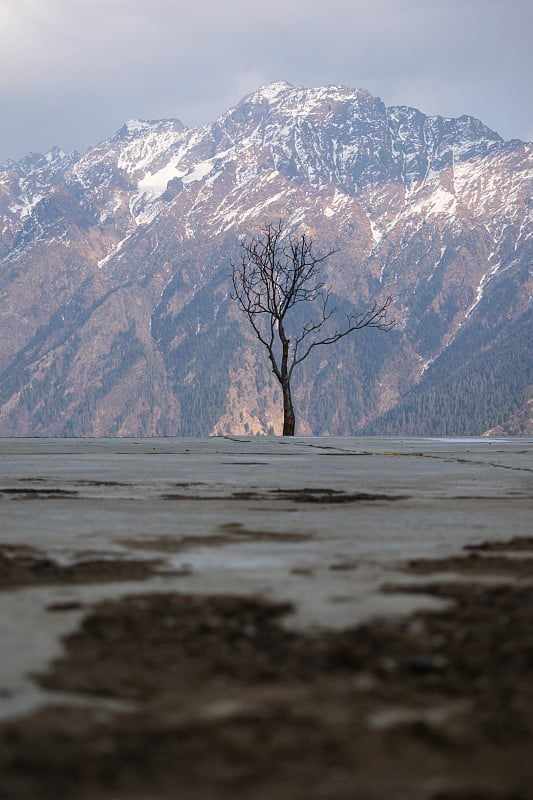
[{"x1": 0, "y1": 82, "x2": 531, "y2": 436}]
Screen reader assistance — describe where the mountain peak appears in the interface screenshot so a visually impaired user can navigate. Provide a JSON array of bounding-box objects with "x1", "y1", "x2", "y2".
[
  {"x1": 44, "y1": 146, "x2": 68, "y2": 163},
  {"x1": 113, "y1": 117, "x2": 187, "y2": 144},
  {"x1": 125, "y1": 118, "x2": 153, "y2": 134},
  {"x1": 257, "y1": 80, "x2": 294, "y2": 97},
  {"x1": 246, "y1": 82, "x2": 378, "y2": 108}
]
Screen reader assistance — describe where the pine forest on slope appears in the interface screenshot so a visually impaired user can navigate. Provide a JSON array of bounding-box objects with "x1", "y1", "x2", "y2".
[{"x1": 0, "y1": 82, "x2": 531, "y2": 436}]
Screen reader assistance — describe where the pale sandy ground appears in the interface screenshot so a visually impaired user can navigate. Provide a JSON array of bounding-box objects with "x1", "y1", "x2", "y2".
[{"x1": 0, "y1": 435, "x2": 531, "y2": 718}]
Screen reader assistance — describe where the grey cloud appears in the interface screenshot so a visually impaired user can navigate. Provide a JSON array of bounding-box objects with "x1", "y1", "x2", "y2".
[{"x1": 0, "y1": 0, "x2": 530, "y2": 161}]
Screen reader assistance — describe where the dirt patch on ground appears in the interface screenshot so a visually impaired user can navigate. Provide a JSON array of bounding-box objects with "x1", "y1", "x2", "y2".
[
  {"x1": 405, "y1": 551, "x2": 533, "y2": 578},
  {"x1": 231, "y1": 488, "x2": 410, "y2": 503},
  {"x1": 158, "y1": 487, "x2": 410, "y2": 503},
  {"x1": 120, "y1": 522, "x2": 311, "y2": 553},
  {"x1": 0, "y1": 487, "x2": 80, "y2": 499},
  {"x1": 464, "y1": 536, "x2": 533, "y2": 552},
  {"x1": 0, "y1": 545, "x2": 165, "y2": 590},
  {"x1": 404, "y1": 537, "x2": 533, "y2": 579},
  {"x1": 0, "y1": 540, "x2": 532, "y2": 799}
]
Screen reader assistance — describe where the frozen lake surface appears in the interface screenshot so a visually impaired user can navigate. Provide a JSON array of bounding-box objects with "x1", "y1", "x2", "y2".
[{"x1": 0, "y1": 435, "x2": 532, "y2": 720}]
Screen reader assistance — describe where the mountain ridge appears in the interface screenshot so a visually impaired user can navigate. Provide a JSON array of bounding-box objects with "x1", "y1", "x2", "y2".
[{"x1": 0, "y1": 83, "x2": 531, "y2": 436}]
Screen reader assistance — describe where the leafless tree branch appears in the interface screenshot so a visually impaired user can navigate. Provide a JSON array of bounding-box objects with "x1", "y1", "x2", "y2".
[{"x1": 231, "y1": 221, "x2": 395, "y2": 435}]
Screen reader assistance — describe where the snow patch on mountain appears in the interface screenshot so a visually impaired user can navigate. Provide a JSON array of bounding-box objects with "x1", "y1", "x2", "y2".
[
  {"x1": 252, "y1": 81, "x2": 294, "y2": 102},
  {"x1": 117, "y1": 124, "x2": 187, "y2": 177},
  {"x1": 97, "y1": 233, "x2": 132, "y2": 268},
  {"x1": 137, "y1": 161, "x2": 183, "y2": 196},
  {"x1": 465, "y1": 259, "x2": 503, "y2": 318},
  {"x1": 9, "y1": 194, "x2": 44, "y2": 220},
  {"x1": 408, "y1": 186, "x2": 457, "y2": 218}
]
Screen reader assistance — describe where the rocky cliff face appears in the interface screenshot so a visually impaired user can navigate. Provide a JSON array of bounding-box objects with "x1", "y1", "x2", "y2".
[{"x1": 0, "y1": 82, "x2": 531, "y2": 436}]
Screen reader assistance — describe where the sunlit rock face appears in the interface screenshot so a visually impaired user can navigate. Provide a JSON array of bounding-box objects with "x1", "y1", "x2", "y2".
[{"x1": 0, "y1": 83, "x2": 531, "y2": 436}]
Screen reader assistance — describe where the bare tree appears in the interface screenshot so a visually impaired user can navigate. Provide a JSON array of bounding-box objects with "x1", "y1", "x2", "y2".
[{"x1": 231, "y1": 221, "x2": 394, "y2": 436}]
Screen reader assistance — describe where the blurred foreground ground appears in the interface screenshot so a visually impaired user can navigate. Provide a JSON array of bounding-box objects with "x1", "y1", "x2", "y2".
[{"x1": 0, "y1": 436, "x2": 532, "y2": 799}]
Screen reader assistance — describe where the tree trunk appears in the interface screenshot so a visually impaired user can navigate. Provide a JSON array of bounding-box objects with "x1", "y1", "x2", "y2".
[
  {"x1": 282, "y1": 380, "x2": 295, "y2": 436},
  {"x1": 278, "y1": 323, "x2": 295, "y2": 435}
]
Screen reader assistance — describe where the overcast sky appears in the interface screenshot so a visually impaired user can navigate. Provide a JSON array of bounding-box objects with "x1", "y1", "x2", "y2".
[{"x1": 0, "y1": 0, "x2": 531, "y2": 162}]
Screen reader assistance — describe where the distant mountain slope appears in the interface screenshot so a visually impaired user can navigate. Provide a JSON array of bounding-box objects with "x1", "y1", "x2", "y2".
[{"x1": 0, "y1": 82, "x2": 531, "y2": 436}]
